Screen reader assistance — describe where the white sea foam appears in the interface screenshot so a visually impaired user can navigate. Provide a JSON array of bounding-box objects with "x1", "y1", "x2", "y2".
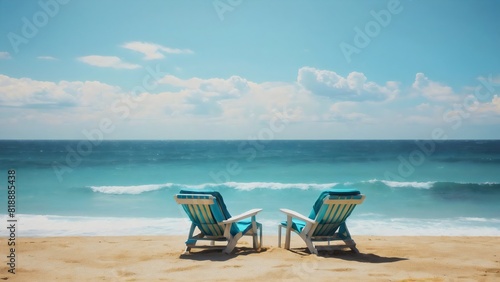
[
  {"x1": 88, "y1": 182, "x2": 338, "y2": 194},
  {"x1": 89, "y1": 183, "x2": 175, "y2": 194},
  {"x1": 2, "y1": 214, "x2": 190, "y2": 237},
  {"x1": 367, "y1": 179, "x2": 435, "y2": 189},
  {"x1": 4, "y1": 214, "x2": 499, "y2": 237},
  {"x1": 222, "y1": 182, "x2": 338, "y2": 191},
  {"x1": 347, "y1": 216, "x2": 500, "y2": 236},
  {"x1": 458, "y1": 217, "x2": 500, "y2": 223},
  {"x1": 88, "y1": 179, "x2": 499, "y2": 195}
]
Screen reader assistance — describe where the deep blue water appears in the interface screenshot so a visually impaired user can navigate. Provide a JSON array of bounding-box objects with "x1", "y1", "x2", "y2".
[{"x1": 1, "y1": 140, "x2": 499, "y2": 236}]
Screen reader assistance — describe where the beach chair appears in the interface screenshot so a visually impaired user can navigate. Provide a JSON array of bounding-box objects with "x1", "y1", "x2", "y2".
[
  {"x1": 174, "y1": 190, "x2": 262, "y2": 254},
  {"x1": 278, "y1": 189, "x2": 365, "y2": 254}
]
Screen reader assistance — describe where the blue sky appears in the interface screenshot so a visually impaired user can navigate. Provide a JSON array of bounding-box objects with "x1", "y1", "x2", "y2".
[{"x1": 1, "y1": 0, "x2": 499, "y2": 139}]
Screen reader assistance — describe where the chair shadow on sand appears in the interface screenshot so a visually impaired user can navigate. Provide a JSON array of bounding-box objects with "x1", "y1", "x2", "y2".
[
  {"x1": 286, "y1": 248, "x2": 408, "y2": 263},
  {"x1": 178, "y1": 247, "x2": 269, "y2": 262},
  {"x1": 179, "y1": 246, "x2": 405, "y2": 264}
]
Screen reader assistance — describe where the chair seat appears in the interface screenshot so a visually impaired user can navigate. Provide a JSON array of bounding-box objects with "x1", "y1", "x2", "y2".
[
  {"x1": 280, "y1": 219, "x2": 307, "y2": 233},
  {"x1": 236, "y1": 220, "x2": 261, "y2": 235}
]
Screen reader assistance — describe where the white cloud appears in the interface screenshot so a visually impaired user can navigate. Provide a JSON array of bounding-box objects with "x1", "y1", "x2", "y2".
[
  {"x1": 77, "y1": 55, "x2": 141, "y2": 69},
  {"x1": 412, "y1": 73, "x2": 459, "y2": 103},
  {"x1": 0, "y1": 75, "x2": 76, "y2": 107},
  {"x1": 490, "y1": 95, "x2": 500, "y2": 112},
  {"x1": 474, "y1": 95, "x2": 500, "y2": 115},
  {"x1": 159, "y1": 75, "x2": 250, "y2": 116},
  {"x1": 122, "y1": 41, "x2": 193, "y2": 60},
  {"x1": 157, "y1": 72, "x2": 396, "y2": 125},
  {"x1": 2, "y1": 69, "x2": 499, "y2": 139},
  {"x1": 0, "y1": 74, "x2": 122, "y2": 109},
  {"x1": 0, "y1": 52, "x2": 11, "y2": 59},
  {"x1": 37, "y1": 56, "x2": 57, "y2": 60},
  {"x1": 297, "y1": 67, "x2": 398, "y2": 102}
]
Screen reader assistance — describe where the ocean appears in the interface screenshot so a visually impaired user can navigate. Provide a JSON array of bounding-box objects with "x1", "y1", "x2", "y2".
[{"x1": 1, "y1": 140, "x2": 499, "y2": 237}]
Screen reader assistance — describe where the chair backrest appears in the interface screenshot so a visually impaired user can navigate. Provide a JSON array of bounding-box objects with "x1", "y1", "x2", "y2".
[
  {"x1": 178, "y1": 190, "x2": 232, "y2": 219},
  {"x1": 175, "y1": 194, "x2": 227, "y2": 237},
  {"x1": 311, "y1": 192, "x2": 365, "y2": 237}
]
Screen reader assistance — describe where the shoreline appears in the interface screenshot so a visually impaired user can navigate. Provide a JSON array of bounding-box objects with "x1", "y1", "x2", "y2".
[
  {"x1": 1, "y1": 235, "x2": 499, "y2": 281},
  {"x1": 5, "y1": 213, "x2": 500, "y2": 237}
]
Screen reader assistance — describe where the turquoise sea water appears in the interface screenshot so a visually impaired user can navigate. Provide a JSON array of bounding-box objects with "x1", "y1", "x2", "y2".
[{"x1": 1, "y1": 140, "x2": 499, "y2": 237}]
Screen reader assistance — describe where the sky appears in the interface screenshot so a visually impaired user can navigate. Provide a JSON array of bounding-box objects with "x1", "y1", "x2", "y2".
[{"x1": 0, "y1": 0, "x2": 499, "y2": 140}]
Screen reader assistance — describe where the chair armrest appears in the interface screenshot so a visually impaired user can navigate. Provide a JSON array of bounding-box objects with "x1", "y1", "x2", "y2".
[
  {"x1": 222, "y1": 208, "x2": 262, "y2": 224},
  {"x1": 279, "y1": 208, "x2": 315, "y2": 224}
]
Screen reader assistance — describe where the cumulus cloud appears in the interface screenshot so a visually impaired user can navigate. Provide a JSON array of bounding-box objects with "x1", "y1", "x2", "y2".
[
  {"x1": 122, "y1": 41, "x2": 193, "y2": 60},
  {"x1": 4, "y1": 68, "x2": 498, "y2": 139},
  {"x1": 474, "y1": 95, "x2": 500, "y2": 115},
  {"x1": 0, "y1": 75, "x2": 122, "y2": 108},
  {"x1": 491, "y1": 95, "x2": 500, "y2": 112},
  {"x1": 77, "y1": 55, "x2": 141, "y2": 69},
  {"x1": 159, "y1": 75, "x2": 250, "y2": 116},
  {"x1": 412, "y1": 73, "x2": 459, "y2": 102},
  {"x1": 148, "y1": 75, "x2": 298, "y2": 123},
  {"x1": 297, "y1": 67, "x2": 398, "y2": 102},
  {"x1": 0, "y1": 52, "x2": 11, "y2": 59},
  {"x1": 159, "y1": 72, "x2": 389, "y2": 123}
]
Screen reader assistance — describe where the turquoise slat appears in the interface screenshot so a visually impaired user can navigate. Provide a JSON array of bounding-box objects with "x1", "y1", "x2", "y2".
[{"x1": 313, "y1": 197, "x2": 358, "y2": 236}]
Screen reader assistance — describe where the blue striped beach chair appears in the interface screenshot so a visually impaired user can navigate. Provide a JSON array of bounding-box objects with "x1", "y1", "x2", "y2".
[
  {"x1": 174, "y1": 190, "x2": 262, "y2": 254},
  {"x1": 278, "y1": 189, "x2": 365, "y2": 254}
]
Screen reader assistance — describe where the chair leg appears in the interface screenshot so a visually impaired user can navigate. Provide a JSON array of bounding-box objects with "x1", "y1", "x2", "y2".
[
  {"x1": 251, "y1": 218, "x2": 258, "y2": 249},
  {"x1": 252, "y1": 227, "x2": 262, "y2": 250},
  {"x1": 302, "y1": 235, "x2": 317, "y2": 255},
  {"x1": 253, "y1": 232, "x2": 258, "y2": 249},
  {"x1": 183, "y1": 223, "x2": 197, "y2": 254},
  {"x1": 278, "y1": 225, "x2": 282, "y2": 248},
  {"x1": 344, "y1": 239, "x2": 359, "y2": 253},
  {"x1": 259, "y1": 225, "x2": 263, "y2": 249},
  {"x1": 254, "y1": 224, "x2": 262, "y2": 250},
  {"x1": 285, "y1": 217, "x2": 292, "y2": 250},
  {"x1": 223, "y1": 240, "x2": 237, "y2": 254},
  {"x1": 223, "y1": 233, "x2": 242, "y2": 254}
]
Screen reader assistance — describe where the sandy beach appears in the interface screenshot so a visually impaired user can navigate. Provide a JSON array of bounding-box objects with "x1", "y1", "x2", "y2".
[{"x1": 1, "y1": 235, "x2": 499, "y2": 281}]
